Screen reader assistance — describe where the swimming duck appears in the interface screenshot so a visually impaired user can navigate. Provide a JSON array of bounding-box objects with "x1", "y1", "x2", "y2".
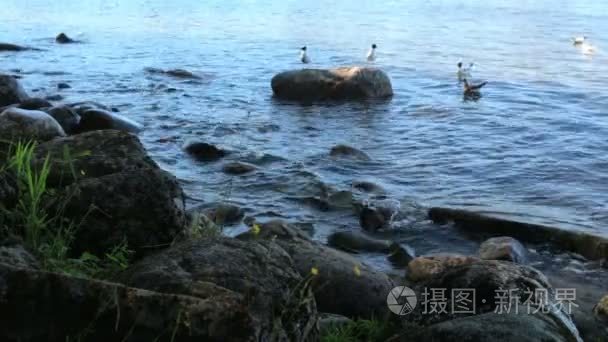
[
  {"x1": 367, "y1": 44, "x2": 377, "y2": 62},
  {"x1": 572, "y1": 36, "x2": 587, "y2": 45},
  {"x1": 457, "y1": 62, "x2": 474, "y2": 80},
  {"x1": 463, "y1": 78, "x2": 487, "y2": 98},
  {"x1": 300, "y1": 46, "x2": 310, "y2": 64}
]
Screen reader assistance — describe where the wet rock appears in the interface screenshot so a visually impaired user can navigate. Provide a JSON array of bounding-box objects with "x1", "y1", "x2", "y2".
[
  {"x1": 327, "y1": 190, "x2": 354, "y2": 208},
  {"x1": 222, "y1": 161, "x2": 257, "y2": 175},
  {"x1": 352, "y1": 180, "x2": 385, "y2": 194},
  {"x1": 237, "y1": 220, "x2": 394, "y2": 319},
  {"x1": 59, "y1": 166, "x2": 186, "y2": 258},
  {"x1": 0, "y1": 43, "x2": 29, "y2": 52},
  {"x1": 0, "y1": 74, "x2": 29, "y2": 107},
  {"x1": 44, "y1": 105, "x2": 81, "y2": 134},
  {"x1": 387, "y1": 242, "x2": 416, "y2": 268},
  {"x1": 70, "y1": 101, "x2": 111, "y2": 113},
  {"x1": 594, "y1": 295, "x2": 608, "y2": 324},
  {"x1": 17, "y1": 97, "x2": 52, "y2": 110},
  {"x1": 184, "y1": 142, "x2": 228, "y2": 161},
  {"x1": 0, "y1": 262, "x2": 255, "y2": 342},
  {"x1": 408, "y1": 260, "x2": 582, "y2": 341},
  {"x1": 478, "y1": 236, "x2": 527, "y2": 263},
  {"x1": 76, "y1": 109, "x2": 143, "y2": 133},
  {"x1": 44, "y1": 94, "x2": 63, "y2": 102},
  {"x1": 55, "y1": 32, "x2": 79, "y2": 44},
  {"x1": 407, "y1": 254, "x2": 479, "y2": 282},
  {"x1": 144, "y1": 67, "x2": 201, "y2": 79},
  {"x1": 271, "y1": 67, "x2": 393, "y2": 100},
  {"x1": 359, "y1": 206, "x2": 389, "y2": 232},
  {"x1": 329, "y1": 144, "x2": 371, "y2": 161},
  {"x1": 428, "y1": 207, "x2": 608, "y2": 260},
  {"x1": 57, "y1": 82, "x2": 71, "y2": 90},
  {"x1": 327, "y1": 231, "x2": 391, "y2": 253},
  {"x1": 0, "y1": 107, "x2": 65, "y2": 142},
  {"x1": 120, "y1": 237, "x2": 319, "y2": 341},
  {"x1": 188, "y1": 202, "x2": 245, "y2": 226},
  {"x1": 411, "y1": 311, "x2": 579, "y2": 342},
  {"x1": 0, "y1": 243, "x2": 38, "y2": 269}
]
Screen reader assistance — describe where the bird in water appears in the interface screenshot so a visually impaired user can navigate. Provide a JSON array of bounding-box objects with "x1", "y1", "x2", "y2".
[
  {"x1": 572, "y1": 36, "x2": 587, "y2": 45},
  {"x1": 457, "y1": 62, "x2": 474, "y2": 80},
  {"x1": 367, "y1": 44, "x2": 377, "y2": 62},
  {"x1": 463, "y1": 78, "x2": 487, "y2": 99},
  {"x1": 300, "y1": 46, "x2": 310, "y2": 64}
]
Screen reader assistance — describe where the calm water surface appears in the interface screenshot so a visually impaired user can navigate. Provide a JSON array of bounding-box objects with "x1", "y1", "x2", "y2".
[{"x1": 1, "y1": 0, "x2": 608, "y2": 242}]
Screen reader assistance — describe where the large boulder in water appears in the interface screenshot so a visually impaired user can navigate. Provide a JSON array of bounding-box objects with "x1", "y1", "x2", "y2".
[
  {"x1": 271, "y1": 67, "x2": 393, "y2": 101},
  {"x1": 0, "y1": 262, "x2": 256, "y2": 341},
  {"x1": 0, "y1": 74, "x2": 28, "y2": 107},
  {"x1": 120, "y1": 237, "x2": 319, "y2": 341},
  {"x1": 0, "y1": 107, "x2": 65, "y2": 142},
  {"x1": 237, "y1": 220, "x2": 394, "y2": 319},
  {"x1": 16, "y1": 98, "x2": 52, "y2": 111}
]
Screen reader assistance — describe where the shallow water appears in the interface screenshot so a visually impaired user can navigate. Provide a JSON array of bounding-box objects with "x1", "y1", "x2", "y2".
[{"x1": 2, "y1": 1, "x2": 608, "y2": 239}]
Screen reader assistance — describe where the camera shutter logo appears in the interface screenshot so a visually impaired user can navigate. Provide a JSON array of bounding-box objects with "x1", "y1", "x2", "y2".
[{"x1": 387, "y1": 286, "x2": 417, "y2": 315}]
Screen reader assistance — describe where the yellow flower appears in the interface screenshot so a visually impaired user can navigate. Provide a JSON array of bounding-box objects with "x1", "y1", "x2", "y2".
[
  {"x1": 353, "y1": 265, "x2": 361, "y2": 277},
  {"x1": 251, "y1": 224, "x2": 261, "y2": 236},
  {"x1": 310, "y1": 267, "x2": 319, "y2": 276}
]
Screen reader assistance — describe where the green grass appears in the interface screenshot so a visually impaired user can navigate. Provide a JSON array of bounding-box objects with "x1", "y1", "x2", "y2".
[
  {"x1": 321, "y1": 318, "x2": 399, "y2": 342},
  {"x1": 0, "y1": 140, "x2": 132, "y2": 279}
]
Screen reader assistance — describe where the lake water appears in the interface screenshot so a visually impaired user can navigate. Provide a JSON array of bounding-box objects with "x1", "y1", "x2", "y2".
[{"x1": 1, "y1": 0, "x2": 608, "y2": 242}]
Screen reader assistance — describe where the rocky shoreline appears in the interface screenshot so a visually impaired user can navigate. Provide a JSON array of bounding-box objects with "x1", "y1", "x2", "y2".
[{"x1": 0, "y1": 68, "x2": 607, "y2": 341}]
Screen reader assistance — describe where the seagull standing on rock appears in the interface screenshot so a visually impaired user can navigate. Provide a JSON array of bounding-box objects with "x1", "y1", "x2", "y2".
[
  {"x1": 367, "y1": 44, "x2": 377, "y2": 62},
  {"x1": 300, "y1": 46, "x2": 310, "y2": 64}
]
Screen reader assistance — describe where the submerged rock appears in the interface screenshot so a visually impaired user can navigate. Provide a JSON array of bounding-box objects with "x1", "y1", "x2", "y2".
[
  {"x1": 478, "y1": 236, "x2": 527, "y2": 263},
  {"x1": 352, "y1": 180, "x2": 385, "y2": 194},
  {"x1": 76, "y1": 109, "x2": 142, "y2": 133},
  {"x1": 0, "y1": 107, "x2": 65, "y2": 142},
  {"x1": 0, "y1": 262, "x2": 254, "y2": 341},
  {"x1": 428, "y1": 207, "x2": 608, "y2": 260},
  {"x1": 60, "y1": 167, "x2": 186, "y2": 258},
  {"x1": 327, "y1": 231, "x2": 391, "y2": 253},
  {"x1": 359, "y1": 206, "x2": 392, "y2": 232},
  {"x1": 44, "y1": 105, "x2": 81, "y2": 134},
  {"x1": 189, "y1": 202, "x2": 245, "y2": 226},
  {"x1": 120, "y1": 237, "x2": 319, "y2": 341},
  {"x1": 407, "y1": 254, "x2": 479, "y2": 282},
  {"x1": 271, "y1": 67, "x2": 393, "y2": 100},
  {"x1": 0, "y1": 43, "x2": 34, "y2": 52},
  {"x1": 0, "y1": 74, "x2": 29, "y2": 107},
  {"x1": 237, "y1": 220, "x2": 394, "y2": 319},
  {"x1": 55, "y1": 32, "x2": 79, "y2": 44},
  {"x1": 329, "y1": 144, "x2": 371, "y2": 161},
  {"x1": 184, "y1": 142, "x2": 228, "y2": 161},
  {"x1": 222, "y1": 161, "x2": 257, "y2": 175},
  {"x1": 57, "y1": 82, "x2": 71, "y2": 89},
  {"x1": 144, "y1": 67, "x2": 201, "y2": 79}
]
